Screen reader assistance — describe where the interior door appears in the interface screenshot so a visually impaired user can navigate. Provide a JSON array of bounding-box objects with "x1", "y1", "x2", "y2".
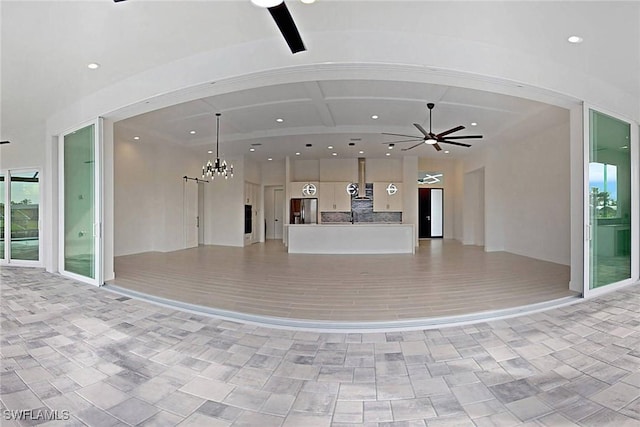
[
  {"x1": 418, "y1": 188, "x2": 444, "y2": 238},
  {"x1": 274, "y1": 188, "x2": 284, "y2": 239},
  {"x1": 197, "y1": 182, "x2": 205, "y2": 245},
  {"x1": 184, "y1": 180, "x2": 198, "y2": 249},
  {"x1": 60, "y1": 120, "x2": 102, "y2": 286}
]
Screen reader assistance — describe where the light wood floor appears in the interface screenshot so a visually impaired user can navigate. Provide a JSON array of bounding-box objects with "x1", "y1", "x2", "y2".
[{"x1": 110, "y1": 240, "x2": 575, "y2": 322}]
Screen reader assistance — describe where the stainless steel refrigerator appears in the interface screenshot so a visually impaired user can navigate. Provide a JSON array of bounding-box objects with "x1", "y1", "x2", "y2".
[{"x1": 290, "y1": 198, "x2": 318, "y2": 224}]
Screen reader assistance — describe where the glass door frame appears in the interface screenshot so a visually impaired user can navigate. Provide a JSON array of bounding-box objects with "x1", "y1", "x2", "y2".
[
  {"x1": 58, "y1": 118, "x2": 103, "y2": 286},
  {"x1": 0, "y1": 168, "x2": 44, "y2": 267},
  {"x1": 583, "y1": 104, "x2": 639, "y2": 297}
]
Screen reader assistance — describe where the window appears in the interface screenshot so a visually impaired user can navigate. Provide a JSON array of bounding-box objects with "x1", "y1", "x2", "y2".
[{"x1": 589, "y1": 162, "x2": 618, "y2": 218}]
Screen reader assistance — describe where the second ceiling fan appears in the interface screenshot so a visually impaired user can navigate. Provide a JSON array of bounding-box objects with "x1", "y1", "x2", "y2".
[{"x1": 383, "y1": 103, "x2": 483, "y2": 152}]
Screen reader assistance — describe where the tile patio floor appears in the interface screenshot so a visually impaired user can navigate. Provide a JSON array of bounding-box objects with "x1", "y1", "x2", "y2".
[{"x1": 1, "y1": 267, "x2": 639, "y2": 426}]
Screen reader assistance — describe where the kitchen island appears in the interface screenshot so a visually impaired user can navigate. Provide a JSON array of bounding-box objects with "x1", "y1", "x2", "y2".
[{"x1": 287, "y1": 224, "x2": 415, "y2": 254}]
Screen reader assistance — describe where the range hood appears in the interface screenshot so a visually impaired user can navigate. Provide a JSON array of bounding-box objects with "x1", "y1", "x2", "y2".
[{"x1": 355, "y1": 157, "x2": 370, "y2": 199}]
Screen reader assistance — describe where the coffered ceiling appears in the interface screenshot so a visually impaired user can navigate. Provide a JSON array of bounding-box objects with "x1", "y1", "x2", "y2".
[{"x1": 115, "y1": 78, "x2": 568, "y2": 160}]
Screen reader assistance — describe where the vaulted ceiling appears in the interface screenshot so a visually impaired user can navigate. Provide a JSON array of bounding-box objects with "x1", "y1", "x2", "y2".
[{"x1": 2, "y1": 1, "x2": 638, "y2": 160}]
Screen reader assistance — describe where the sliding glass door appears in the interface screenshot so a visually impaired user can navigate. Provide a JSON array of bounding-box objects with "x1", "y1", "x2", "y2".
[
  {"x1": 586, "y1": 109, "x2": 636, "y2": 293},
  {"x1": 60, "y1": 120, "x2": 102, "y2": 285},
  {"x1": 0, "y1": 174, "x2": 4, "y2": 261},
  {"x1": 11, "y1": 171, "x2": 41, "y2": 261},
  {"x1": 0, "y1": 170, "x2": 42, "y2": 265}
]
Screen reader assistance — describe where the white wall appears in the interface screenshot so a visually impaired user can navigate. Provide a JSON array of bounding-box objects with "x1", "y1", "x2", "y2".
[
  {"x1": 114, "y1": 140, "x2": 153, "y2": 255},
  {"x1": 114, "y1": 139, "x2": 201, "y2": 256},
  {"x1": 244, "y1": 156, "x2": 260, "y2": 185},
  {"x1": 402, "y1": 156, "x2": 419, "y2": 244},
  {"x1": 453, "y1": 160, "x2": 465, "y2": 242},
  {"x1": 319, "y1": 158, "x2": 358, "y2": 182},
  {"x1": 0, "y1": 123, "x2": 46, "y2": 170},
  {"x1": 367, "y1": 158, "x2": 403, "y2": 182},
  {"x1": 463, "y1": 168, "x2": 485, "y2": 246},
  {"x1": 204, "y1": 156, "x2": 245, "y2": 247},
  {"x1": 464, "y1": 120, "x2": 571, "y2": 265},
  {"x1": 262, "y1": 159, "x2": 285, "y2": 186},
  {"x1": 500, "y1": 123, "x2": 570, "y2": 264},
  {"x1": 291, "y1": 160, "x2": 320, "y2": 182}
]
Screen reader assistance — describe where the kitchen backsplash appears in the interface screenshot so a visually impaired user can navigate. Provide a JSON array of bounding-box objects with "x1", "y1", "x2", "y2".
[{"x1": 320, "y1": 183, "x2": 402, "y2": 223}]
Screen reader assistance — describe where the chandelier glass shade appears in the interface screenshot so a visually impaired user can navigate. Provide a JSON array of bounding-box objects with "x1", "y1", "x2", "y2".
[{"x1": 202, "y1": 113, "x2": 233, "y2": 180}]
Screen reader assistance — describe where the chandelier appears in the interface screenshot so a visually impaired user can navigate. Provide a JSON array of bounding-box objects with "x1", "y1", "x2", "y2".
[{"x1": 202, "y1": 113, "x2": 233, "y2": 180}]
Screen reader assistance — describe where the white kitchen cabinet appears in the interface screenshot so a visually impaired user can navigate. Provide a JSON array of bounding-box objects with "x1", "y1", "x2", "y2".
[
  {"x1": 373, "y1": 182, "x2": 403, "y2": 212},
  {"x1": 319, "y1": 182, "x2": 352, "y2": 212},
  {"x1": 290, "y1": 181, "x2": 319, "y2": 199}
]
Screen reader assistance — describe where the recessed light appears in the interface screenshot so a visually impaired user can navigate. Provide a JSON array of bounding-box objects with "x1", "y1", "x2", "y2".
[
  {"x1": 327, "y1": 145, "x2": 333, "y2": 149},
  {"x1": 388, "y1": 144, "x2": 394, "y2": 149},
  {"x1": 249, "y1": 148, "x2": 255, "y2": 152},
  {"x1": 133, "y1": 136, "x2": 140, "y2": 140},
  {"x1": 251, "y1": 0, "x2": 283, "y2": 8},
  {"x1": 87, "y1": 63, "x2": 100, "y2": 70},
  {"x1": 189, "y1": 130, "x2": 196, "y2": 134},
  {"x1": 268, "y1": 158, "x2": 273, "y2": 161},
  {"x1": 359, "y1": 150, "x2": 364, "y2": 154},
  {"x1": 568, "y1": 35, "x2": 583, "y2": 44},
  {"x1": 471, "y1": 122, "x2": 477, "y2": 126},
  {"x1": 295, "y1": 152, "x2": 301, "y2": 156},
  {"x1": 300, "y1": 0, "x2": 315, "y2": 3},
  {"x1": 275, "y1": 118, "x2": 284, "y2": 123},
  {"x1": 386, "y1": 152, "x2": 391, "y2": 156},
  {"x1": 332, "y1": 152, "x2": 337, "y2": 156},
  {"x1": 371, "y1": 115, "x2": 379, "y2": 120},
  {"x1": 348, "y1": 142, "x2": 355, "y2": 146},
  {"x1": 444, "y1": 150, "x2": 450, "y2": 154},
  {"x1": 305, "y1": 143, "x2": 313, "y2": 147},
  {"x1": 208, "y1": 150, "x2": 213, "y2": 154}
]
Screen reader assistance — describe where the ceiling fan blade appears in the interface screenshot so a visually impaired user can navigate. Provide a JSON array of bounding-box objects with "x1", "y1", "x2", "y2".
[
  {"x1": 443, "y1": 135, "x2": 483, "y2": 139},
  {"x1": 436, "y1": 125, "x2": 465, "y2": 138},
  {"x1": 413, "y1": 123, "x2": 429, "y2": 137},
  {"x1": 433, "y1": 143, "x2": 442, "y2": 151},
  {"x1": 382, "y1": 132, "x2": 423, "y2": 139},
  {"x1": 268, "y1": 3, "x2": 306, "y2": 54},
  {"x1": 382, "y1": 139, "x2": 423, "y2": 144},
  {"x1": 441, "y1": 140, "x2": 472, "y2": 147},
  {"x1": 401, "y1": 141, "x2": 425, "y2": 151}
]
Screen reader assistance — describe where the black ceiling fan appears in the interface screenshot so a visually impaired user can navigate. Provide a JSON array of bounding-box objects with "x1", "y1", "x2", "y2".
[
  {"x1": 263, "y1": 2, "x2": 306, "y2": 54},
  {"x1": 383, "y1": 103, "x2": 483, "y2": 152},
  {"x1": 114, "y1": 0, "x2": 305, "y2": 54}
]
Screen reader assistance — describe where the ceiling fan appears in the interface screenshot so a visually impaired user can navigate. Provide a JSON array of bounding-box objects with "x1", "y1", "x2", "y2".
[
  {"x1": 114, "y1": 0, "x2": 306, "y2": 54},
  {"x1": 254, "y1": 0, "x2": 306, "y2": 54},
  {"x1": 383, "y1": 103, "x2": 483, "y2": 152}
]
